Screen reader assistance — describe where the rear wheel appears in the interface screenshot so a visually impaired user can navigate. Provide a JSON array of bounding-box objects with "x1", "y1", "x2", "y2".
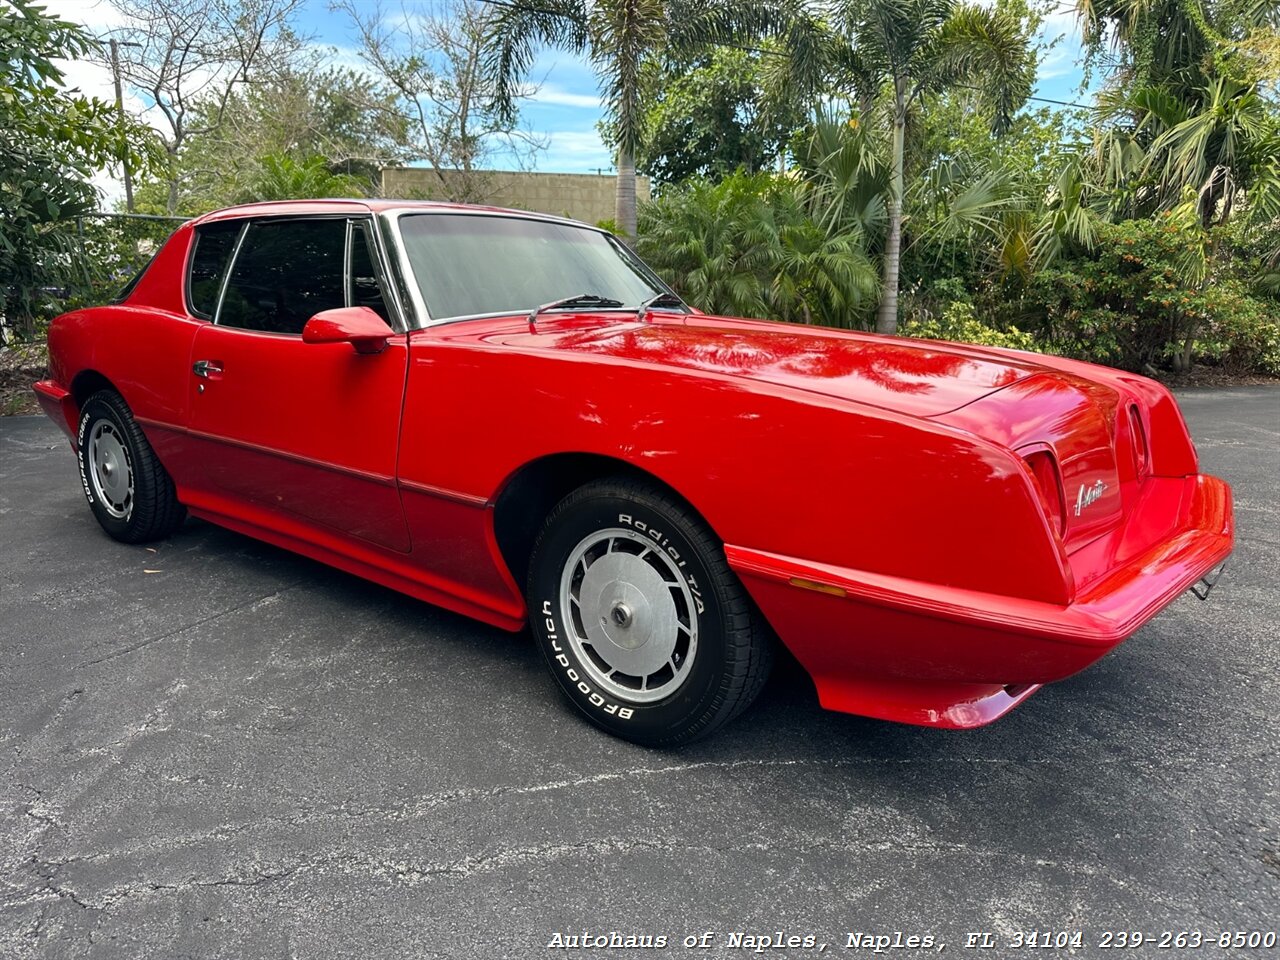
[
  {"x1": 77, "y1": 390, "x2": 186, "y2": 543},
  {"x1": 527, "y1": 477, "x2": 772, "y2": 745}
]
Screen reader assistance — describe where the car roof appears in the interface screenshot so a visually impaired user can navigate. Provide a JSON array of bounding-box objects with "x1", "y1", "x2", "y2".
[{"x1": 191, "y1": 198, "x2": 592, "y2": 229}]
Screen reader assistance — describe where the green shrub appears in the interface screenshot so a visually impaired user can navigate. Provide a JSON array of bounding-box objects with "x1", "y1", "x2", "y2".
[
  {"x1": 994, "y1": 213, "x2": 1222, "y2": 371},
  {"x1": 1194, "y1": 283, "x2": 1280, "y2": 375},
  {"x1": 901, "y1": 301, "x2": 1040, "y2": 351}
]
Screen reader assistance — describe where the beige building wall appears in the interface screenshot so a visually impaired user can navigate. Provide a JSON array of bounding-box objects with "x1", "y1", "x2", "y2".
[{"x1": 379, "y1": 168, "x2": 651, "y2": 227}]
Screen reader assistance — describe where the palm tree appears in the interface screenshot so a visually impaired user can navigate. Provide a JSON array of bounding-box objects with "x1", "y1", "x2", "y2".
[
  {"x1": 794, "y1": 111, "x2": 891, "y2": 241},
  {"x1": 766, "y1": 183, "x2": 881, "y2": 325},
  {"x1": 1140, "y1": 77, "x2": 1280, "y2": 229},
  {"x1": 1076, "y1": 0, "x2": 1215, "y2": 94},
  {"x1": 484, "y1": 0, "x2": 763, "y2": 241},
  {"x1": 636, "y1": 175, "x2": 772, "y2": 317},
  {"x1": 772, "y1": 0, "x2": 1034, "y2": 333},
  {"x1": 238, "y1": 153, "x2": 368, "y2": 202},
  {"x1": 637, "y1": 166, "x2": 879, "y2": 326},
  {"x1": 1076, "y1": 0, "x2": 1280, "y2": 260}
]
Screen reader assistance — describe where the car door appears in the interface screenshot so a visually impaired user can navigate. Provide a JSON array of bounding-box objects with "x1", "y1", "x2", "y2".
[{"x1": 184, "y1": 215, "x2": 411, "y2": 553}]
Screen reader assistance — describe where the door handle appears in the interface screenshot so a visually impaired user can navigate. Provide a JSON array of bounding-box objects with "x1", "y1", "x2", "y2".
[{"x1": 193, "y1": 360, "x2": 223, "y2": 378}]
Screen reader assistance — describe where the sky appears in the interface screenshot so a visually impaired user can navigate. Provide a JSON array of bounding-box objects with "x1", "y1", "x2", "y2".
[{"x1": 42, "y1": 0, "x2": 1095, "y2": 203}]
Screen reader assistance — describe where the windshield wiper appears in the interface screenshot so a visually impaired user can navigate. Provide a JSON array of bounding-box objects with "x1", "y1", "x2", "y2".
[
  {"x1": 636, "y1": 291, "x2": 686, "y2": 322},
  {"x1": 527, "y1": 293, "x2": 625, "y2": 330}
]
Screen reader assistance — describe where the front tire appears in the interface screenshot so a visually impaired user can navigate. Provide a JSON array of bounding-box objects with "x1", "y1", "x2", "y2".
[
  {"x1": 527, "y1": 478, "x2": 772, "y2": 745},
  {"x1": 77, "y1": 390, "x2": 186, "y2": 543}
]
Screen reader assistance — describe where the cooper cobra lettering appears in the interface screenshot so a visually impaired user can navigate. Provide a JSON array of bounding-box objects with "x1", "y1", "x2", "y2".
[{"x1": 76, "y1": 413, "x2": 94, "y2": 505}]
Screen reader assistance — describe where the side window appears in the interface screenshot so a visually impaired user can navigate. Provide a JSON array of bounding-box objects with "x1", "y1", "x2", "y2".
[
  {"x1": 188, "y1": 221, "x2": 241, "y2": 318},
  {"x1": 218, "y1": 219, "x2": 346, "y2": 334},
  {"x1": 349, "y1": 221, "x2": 392, "y2": 325}
]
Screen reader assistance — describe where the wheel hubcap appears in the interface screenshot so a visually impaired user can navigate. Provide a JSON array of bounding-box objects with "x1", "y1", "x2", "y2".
[
  {"x1": 559, "y1": 528, "x2": 698, "y2": 703},
  {"x1": 88, "y1": 420, "x2": 134, "y2": 520}
]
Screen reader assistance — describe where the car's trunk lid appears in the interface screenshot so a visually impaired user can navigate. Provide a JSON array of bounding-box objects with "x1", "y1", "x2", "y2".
[{"x1": 937, "y1": 371, "x2": 1132, "y2": 550}]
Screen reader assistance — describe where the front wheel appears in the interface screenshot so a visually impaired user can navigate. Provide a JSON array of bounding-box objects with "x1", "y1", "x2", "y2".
[{"x1": 527, "y1": 478, "x2": 772, "y2": 745}]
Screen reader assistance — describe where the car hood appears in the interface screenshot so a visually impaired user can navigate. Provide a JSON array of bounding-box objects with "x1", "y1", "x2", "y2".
[{"x1": 497, "y1": 313, "x2": 1043, "y2": 418}]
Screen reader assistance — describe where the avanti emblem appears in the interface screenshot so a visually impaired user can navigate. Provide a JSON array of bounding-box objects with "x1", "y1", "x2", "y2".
[{"x1": 1074, "y1": 480, "x2": 1108, "y2": 516}]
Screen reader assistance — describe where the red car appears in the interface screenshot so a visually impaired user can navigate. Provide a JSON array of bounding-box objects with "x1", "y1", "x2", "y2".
[{"x1": 33, "y1": 200, "x2": 1233, "y2": 744}]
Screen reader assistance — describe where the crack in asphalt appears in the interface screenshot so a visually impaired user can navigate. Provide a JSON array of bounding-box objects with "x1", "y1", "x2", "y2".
[
  {"x1": 76, "y1": 583, "x2": 303, "y2": 668},
  {"x1": 6, "y1": 834, "x2": 1216, "y2": 930},
  {"x1": 3, "y1": 752, "x2": 1239, "y2": 881},
  {"x1": 8, "y1": 757, "x2": 1044, "y2": 869}
]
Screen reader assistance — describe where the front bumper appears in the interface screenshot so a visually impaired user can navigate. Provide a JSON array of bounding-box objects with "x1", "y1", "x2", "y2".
[{"x1": 728, "y1": 474, "x2": 1233, "y2": 728}]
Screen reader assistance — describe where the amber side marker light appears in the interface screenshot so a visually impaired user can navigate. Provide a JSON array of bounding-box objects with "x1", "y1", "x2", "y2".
[{"x1": 788, "y1": 577, "x2": 848, "y2": 598}]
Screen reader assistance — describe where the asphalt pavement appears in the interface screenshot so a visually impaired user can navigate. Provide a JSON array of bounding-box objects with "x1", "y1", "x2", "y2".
[{"x1": 1, "y1": 386, "x2": 1277, "y2": 960}]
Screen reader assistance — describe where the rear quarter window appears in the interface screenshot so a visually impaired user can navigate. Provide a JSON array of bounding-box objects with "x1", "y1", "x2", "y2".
[{"x1": 109, "y1": 253, "x2": 157, "y2": 304}]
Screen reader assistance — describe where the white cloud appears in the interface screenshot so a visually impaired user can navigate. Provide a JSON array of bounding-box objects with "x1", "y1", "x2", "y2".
[
  {"x1": 1041, "y1": 6, "x2": 1084, "y2": 39},
  {"x1": 1038, "y1": 44, "x2": 1081, "y2": 81},
  {"x1": 520, "y1": 82, "x2": 601, "y2": 109},
  {"x1": 39, "y1": 0, "x2": 129, "y2": 32},
  {"x1": 89, "y1": 167, "x2": 126, "y2": 207},
  {"x1": 1032, "y1": 6, "x2": 1087, "y2": 90},
  {"x1": 537, "y1": 130, "x2": 613, "y2": 172},
  {"x1": 378, "y1": 8, "x2": 434, "y2": 33},
  {"x1": 1038, "y1": 8, "x2": 1084, "y2": 57},
  {"x1": 53, "y1": 55, "x2": 116, "y2": 103},
  {"x1": 52, "y1": 52, "x2": 179, "y2": 137},
  {"x1": 305, "y1": 42, "x2": 377, "y2": 79}
]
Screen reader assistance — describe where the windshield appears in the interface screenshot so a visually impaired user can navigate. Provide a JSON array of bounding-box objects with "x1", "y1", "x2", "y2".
[{"x1": 396, "y1": 213, "x2": 672, "y2": 321}]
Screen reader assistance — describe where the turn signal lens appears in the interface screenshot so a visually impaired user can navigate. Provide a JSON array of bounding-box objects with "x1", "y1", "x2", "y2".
[
  {"x1": 1024, "y1": 450, "x2": 1066, "y2": 536},
  {"x1": 788, "y1": 577, "x2": 848, "y2": 598}
]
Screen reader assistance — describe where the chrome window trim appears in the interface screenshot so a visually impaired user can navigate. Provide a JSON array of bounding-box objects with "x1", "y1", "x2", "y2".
[
  {"x1": 342, "y1": 219, "x2": 355, "y2": 304},
  {"x1": 378, "y1": 212, "x2": 429, "y2": 330},
  {"x1": 366, "y1": 215, "x2": 413, "y2": 331},
  {"x1": 185, "y1": 220, "x2": 240, "y2": 320},
  {"x1": 211, "y1": 221, "x2": 249, "y2": 327},
  {"x1": 383, "y1": 208, "x2": 682, "y2": 330},
  {"x1": 346, "y1": 217, "x2": 402, "y2": 328}
]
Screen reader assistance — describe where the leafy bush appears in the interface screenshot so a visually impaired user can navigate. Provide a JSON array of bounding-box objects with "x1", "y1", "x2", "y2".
[
  {"x1": 1195, "y1": 283, "x2": 1280, "y2": 375},
  {"x1": 1, "y1": 1, "x2": 164, "y2": 339},
  {"x1": 901, "y1": 301, "x2": 1040, "y2": 351},
  {"x1": 992, "y1": 212, "x2": 1221, "y2": 371}
]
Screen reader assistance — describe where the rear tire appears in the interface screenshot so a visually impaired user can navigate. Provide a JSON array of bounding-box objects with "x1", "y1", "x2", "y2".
[
  {"x1": 527, "y1": 477, "x2": 772, "y2": 745},
  {"x1": 77, "y1": 390, "x2": 186, "y2": 543}
]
